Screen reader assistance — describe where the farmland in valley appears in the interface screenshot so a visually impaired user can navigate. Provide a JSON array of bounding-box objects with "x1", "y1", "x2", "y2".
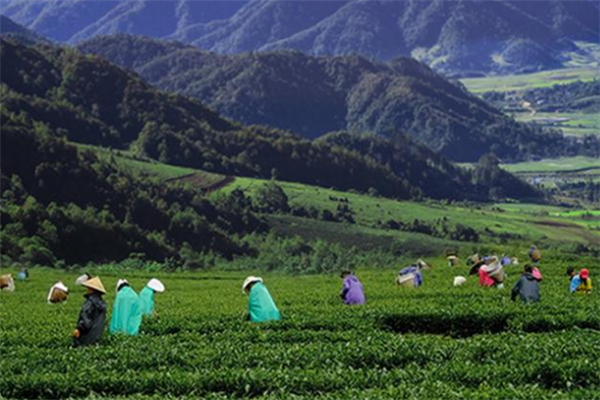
[
  {"x1": 515, "y1": 112, "x2": 599, "y2": 138},
  {"x1": 461, "y1": 66, "x2": 599, "y2": 94}
]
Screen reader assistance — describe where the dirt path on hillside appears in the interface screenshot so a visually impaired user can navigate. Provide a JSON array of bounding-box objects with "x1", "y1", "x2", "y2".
[{"x1": 165, "y1": 173, "x2": 235, "y2": 193}]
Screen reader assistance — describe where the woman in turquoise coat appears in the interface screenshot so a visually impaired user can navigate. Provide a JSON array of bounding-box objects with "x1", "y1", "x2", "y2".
[
  {"x1": 109, "y1": 279, "x2": 142, "y2": 335},
  {"x1": 242, "y1": 276, "x2": 281, "y2": 323},
  {"x1": 139, "y1": 278, "x2": 165, "y2": 317}
]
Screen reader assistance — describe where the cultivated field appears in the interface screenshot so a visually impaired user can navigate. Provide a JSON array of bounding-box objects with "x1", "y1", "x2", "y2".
[
  {"x1": 1, "y1": 259, "x2": 598, "y2": 399},
  {"x1": 461, "y1": 66, "x2": 598, "y2": 94},
  {"x1": 78, "y1": 144, "x2": 228, "y2": 188},
  {"x1": 74, "y1": 145, "x2": 600, "y2": 245},
  {"x1": 514, "y1": 112, "x2": 599, "y2": 137},
  {"x1": 218, "y1": 176, "x2": 600, "y2": 246},
  {"x1": 502, "y1": 157, "x2": 600, "y2": 174}
]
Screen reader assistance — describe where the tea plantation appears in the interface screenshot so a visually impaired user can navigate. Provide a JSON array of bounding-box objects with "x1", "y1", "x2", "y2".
[{"x1": 1, "y1": 252, "x2": 599, "y2": 399}]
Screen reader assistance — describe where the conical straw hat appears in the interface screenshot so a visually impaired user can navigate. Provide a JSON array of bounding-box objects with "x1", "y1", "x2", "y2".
[{"x1": 81, "y1": 277, "x2": 106, "y2": 294}]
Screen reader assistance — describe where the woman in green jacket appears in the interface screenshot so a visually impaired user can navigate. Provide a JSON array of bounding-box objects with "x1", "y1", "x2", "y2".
[
  {"x1": 242, "y1": 276, "x2": 281, "y2": 323},
  {"x1": 139, "y1": 278, "x2": 165, "y2": 317},
  {"x1": 109, "y1": 279, "x2": 142, "y2": 335}
]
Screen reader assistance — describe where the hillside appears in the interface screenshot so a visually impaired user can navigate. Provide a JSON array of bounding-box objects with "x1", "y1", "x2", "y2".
[
  {"x1": 2, "y1": 37, "x2": 539, "y2": 203},
  {"x1": 2, "y1": 0, "x2": 599, "y2": 76},
  {"x1": 0, "y1": 106, "x2": 266, "y2": 264},
  {"x1": 0, "y1": 14, "x2": 48, "y2": 44},
  {"x1": 77, "y1": 34, "x2": 591, "y2": 162}
]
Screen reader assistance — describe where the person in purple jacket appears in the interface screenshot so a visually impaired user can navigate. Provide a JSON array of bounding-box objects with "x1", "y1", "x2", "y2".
[{"x1": 340, "y1": 271, "x2": 365, "y2": 305}]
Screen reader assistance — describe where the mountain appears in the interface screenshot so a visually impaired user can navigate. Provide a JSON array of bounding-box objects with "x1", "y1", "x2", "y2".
[
  {"x1": 78, "y1": 34, "x2": 591, "y2": 163},
  {"x1": 1, "y1": 37, "x2": 524, "y2": 202},
  {"x1": 0, "y1": 14, "x2": 49, "y2": 44},
  {"x1": 2, "y1": 0, "x2": 599, "y2": 75}
]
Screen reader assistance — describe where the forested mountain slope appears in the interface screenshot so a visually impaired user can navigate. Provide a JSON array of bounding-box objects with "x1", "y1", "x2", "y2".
[
  {"x1": 78, "y1": 35, "x2": 596, "y2": 162},
  {"x1": 2, "y1": 38, "x2": 536, "y2": 202}
]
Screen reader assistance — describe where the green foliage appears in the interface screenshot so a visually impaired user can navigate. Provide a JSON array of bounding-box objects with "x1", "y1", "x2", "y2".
[
  {"x1": 1, "y1": 256, "x2": 599, "y2": 399},
  {"x1": 473, "y1": 154, "x2": 543, "y2": 201},
  {"x1": 254, "y1": 182, "x2": 290, "y2": 213},
  {"x1": 231, "y1": 234, "x2": 357, "y2": 274},
  {"x1": 0, "y1": 111, "x2": 265, "y2": 265}
]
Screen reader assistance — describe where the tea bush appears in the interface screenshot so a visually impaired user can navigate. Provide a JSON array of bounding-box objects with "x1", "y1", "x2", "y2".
[{"x1": 1, "y1": 254, "x2": 598, "y2": 399}]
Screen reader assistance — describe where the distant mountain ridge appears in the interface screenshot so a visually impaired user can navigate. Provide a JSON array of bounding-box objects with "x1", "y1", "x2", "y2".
[
  {"x1": 0, "y1": 14, "x2": 48, "y2": 44},
  {"x1": 79, "y1": 34, "x2": 590, "y2": 162},
  {"x1": 4, "y1": 37, "x2": 534, "y2": 202},
  {"x1": 2, "y1": 0, "x2": 598, "y2": 75}
]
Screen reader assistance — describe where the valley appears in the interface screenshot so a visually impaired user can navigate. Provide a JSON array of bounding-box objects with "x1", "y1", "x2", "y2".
[{"x1": 0, "y1": 3, "x2": 598, "y2": 399}]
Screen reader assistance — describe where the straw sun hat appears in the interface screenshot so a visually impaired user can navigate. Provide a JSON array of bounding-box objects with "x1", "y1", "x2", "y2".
[{"x1": 81, "y1": 277, "x2": 106, "y2": 294}]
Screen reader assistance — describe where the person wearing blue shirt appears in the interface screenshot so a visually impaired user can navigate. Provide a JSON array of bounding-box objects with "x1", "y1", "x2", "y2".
[{"x1": 567, "y1": 266, "x2": 579, "y2": 293}]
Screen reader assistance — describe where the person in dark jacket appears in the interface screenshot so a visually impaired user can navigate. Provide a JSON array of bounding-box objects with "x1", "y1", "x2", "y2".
[
  {"x1": 511, "y1": 265, "x2": 540, "y2": 304},
  {"x1": 73, "y1": 277, "x2": 107, "y2": 347}
]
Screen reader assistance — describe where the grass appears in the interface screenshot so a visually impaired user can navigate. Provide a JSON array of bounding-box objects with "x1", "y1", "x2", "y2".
[
  {"x1": 265, "y1": 214, "x2": 460, "y2": 255},
  {"x1": 81, "y1": 144, "x2": 599, "y2": 247},
  {"x1": 1, "y1": 260, "x2": 599, "y2": 399},
  {"x1": 514, "y1": 112, "x2": 599, "y2": 137},
  {"x1": 502, "y1": 157, "x2": 600, "y2": 173},
  {"x1": 561, "y1": 127, "x2": 599, "y2": 136},
  {"x1": 77, "y1": 144, "x2": 226, "y2": 186},
  {"x1": 216, "y1": 176, "x2": 600, "y2": 245},
  {"x1": 461, "y1": 66, "x2": 599, "y2": 94},
  {"x1": 555, "y1": 210, "x2": 600, "y2": 218}
]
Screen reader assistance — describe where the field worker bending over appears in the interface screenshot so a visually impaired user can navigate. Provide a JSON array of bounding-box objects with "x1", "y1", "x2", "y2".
[
  {"x1": 0, "y1": 274, "x2": 15, "y2": 292},
  {"x1": 340, "y1": 271, "x2": 365, "y2": 305},
  {"x1": 74, "y1": 277, "x2": 107, "y2": 347},
  {"x1": 110, "y1": 279, "x2": 142, "y2": 335},
  {"x1": 570, "y1": 269, "x2": 592, "y2": 294},
  {"x1": 47, "y1": 281, "x2": 68, "y2": 303},
  {"x1": 139, "y1": 278, "x2": 165, "y2": 317},
  {"x1": 472, "y1": 256, "x2": 505, "y2": 289},
  {"x1": 469, "y1": 255, "x2": 493, "y2": 287},
  {"x1": 18, "y1": 267, "x2": 29, "y2": 281},
  {"x1": 566, "y1": 266, "x2": 577, "y2": 290},
  {"x1": 511, "y1": 265, "x2": 540, "y2": 304},
  {"x1": 447, "y1": 256, "x2": 459, "y2": 268},
  {"x1": 529, "y1": 245, "x2": 541, "y2": 264},
  {"x1": 397, "y1": 260, "x2": 431, "y2": 288},
  {"x1": 242, "y1": 276, "x2": 281, "y2": 322},
  {"x1": 446, "y1": 249, "x2": 459, "y2": 267}
]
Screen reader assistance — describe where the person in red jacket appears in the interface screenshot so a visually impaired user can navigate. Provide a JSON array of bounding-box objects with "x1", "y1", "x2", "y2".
[{"x1": 479, "y1": 268, "x2": 495, "y2": 287}]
